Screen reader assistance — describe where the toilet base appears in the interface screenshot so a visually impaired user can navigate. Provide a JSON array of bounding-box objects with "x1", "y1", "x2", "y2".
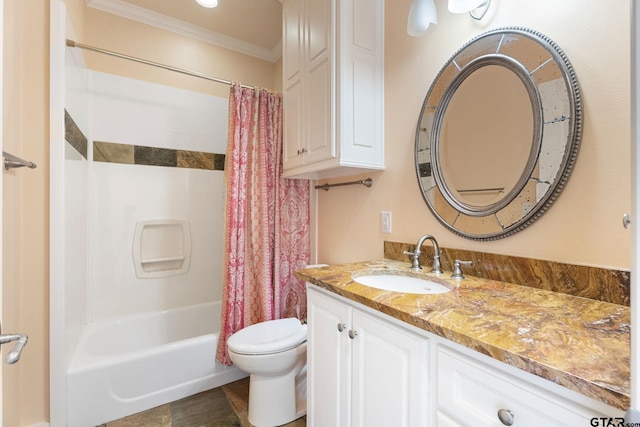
[
  {"x1": 226, "y1": 320, "x2": 308, "y2": 427},
  {"x1": 247, "y1": 362, "x2": 307, "y2": 427}
]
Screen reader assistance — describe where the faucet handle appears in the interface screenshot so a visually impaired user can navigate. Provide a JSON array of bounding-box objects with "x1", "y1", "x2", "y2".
[
  {"x1": 430, "y1": 253, "x2": 443, "y2": 274},
  {"x1": 403, "y1": 249, "x2": 422, "y2": 270},
  {"x1": 451, "y1": 259, "x2": 473, "y2": 279}
]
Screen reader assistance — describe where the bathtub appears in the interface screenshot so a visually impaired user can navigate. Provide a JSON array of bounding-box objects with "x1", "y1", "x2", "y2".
[{"x1": 67, "y1": 301, "x2": 247, "y2": 427}]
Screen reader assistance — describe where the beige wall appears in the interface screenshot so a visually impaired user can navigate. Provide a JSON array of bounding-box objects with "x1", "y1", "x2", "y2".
[
  {"x1": 81, "y1": 7, "x2": 277, "y2": 97},
  {"x1": 64, "y1": 0, "x2": 85, "y2": 40},
  {"x1": 3, "y1": 0, "x2": 51, "y2": 425},
  {"x1": 318, "y1": 0, "x2": 631, "y2": 270},
  {"x1": 62, "y1": 0, "x2": 279, "y2": 96}
]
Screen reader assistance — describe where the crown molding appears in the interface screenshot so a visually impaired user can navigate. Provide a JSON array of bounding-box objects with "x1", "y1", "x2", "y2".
[{"x1": 86, "y1": 0, "x2": 281, "y2": 62}]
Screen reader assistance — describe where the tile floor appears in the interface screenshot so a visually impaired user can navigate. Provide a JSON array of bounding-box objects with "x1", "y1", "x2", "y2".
[{"x1": 100, "y1": 377, "x2": 306, "y2": 427}]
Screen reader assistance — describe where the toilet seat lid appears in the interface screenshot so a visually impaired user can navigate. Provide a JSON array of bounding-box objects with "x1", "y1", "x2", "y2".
[{"x1": 227, "y1": 318, "x2": 307, "y2": 355}]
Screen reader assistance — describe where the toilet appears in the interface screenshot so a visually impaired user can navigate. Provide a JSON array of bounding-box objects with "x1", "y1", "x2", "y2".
[{"x1": 227, "y1": 317, "x2": 307, "y2": 427}]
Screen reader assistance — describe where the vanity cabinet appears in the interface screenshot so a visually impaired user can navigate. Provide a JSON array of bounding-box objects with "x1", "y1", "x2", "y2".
[
  {"x1": 436, "y1": 346, "x2": 614, "y2": 426},
  {"x1": 282, "y1": 0, "x2": 384, "y2": 179},
  {"x1": 306, "y1": 285, "x2": 624, "y2": 427},
  {"x1": 306, "y1": 286, "x2": 429, "y2": 427}
]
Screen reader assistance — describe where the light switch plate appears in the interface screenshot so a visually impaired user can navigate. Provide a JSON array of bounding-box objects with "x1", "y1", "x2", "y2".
[{"x1": 381, "y1": 211, "x2": 392, "y2": 233}]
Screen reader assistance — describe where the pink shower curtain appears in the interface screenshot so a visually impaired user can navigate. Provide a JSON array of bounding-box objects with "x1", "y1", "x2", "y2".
[{"x1": 216, "y1": 83, "x2": 310, "y2": 366}]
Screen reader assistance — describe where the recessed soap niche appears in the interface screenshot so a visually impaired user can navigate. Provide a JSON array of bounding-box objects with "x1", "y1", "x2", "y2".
[{"x1": 132, "y1": 219, "x2": 191, "y2": 279}]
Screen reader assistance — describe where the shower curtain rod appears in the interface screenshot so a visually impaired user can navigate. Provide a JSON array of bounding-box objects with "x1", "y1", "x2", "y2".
[{"x1": 66, "y1": 39, "x2": 255, "y2": 90}]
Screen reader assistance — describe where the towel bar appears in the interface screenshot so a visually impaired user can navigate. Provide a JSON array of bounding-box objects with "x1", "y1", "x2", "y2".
[
  {"x1": 3, "y1": 151, "x2": 37, "y2": 170},
  {"x1": 315, "y1": 178, "x2": 373, "y2": 191}
]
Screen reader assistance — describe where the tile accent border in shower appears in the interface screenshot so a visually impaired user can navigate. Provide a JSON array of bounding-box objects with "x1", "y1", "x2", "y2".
[
  {"x1": 65, "y1": 109, "x2": 88, "y2": 159},
  {"x1": 94, "y1": 141, "x2": 225, "y2": 171},
  {"x1": 64, "y1": 109, "x2": 225, "y2": 170}
]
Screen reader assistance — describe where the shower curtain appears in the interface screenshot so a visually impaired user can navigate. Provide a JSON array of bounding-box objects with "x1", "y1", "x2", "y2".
[{"x1": 216, "y1": 83, "x2": 310, "y2": 365}]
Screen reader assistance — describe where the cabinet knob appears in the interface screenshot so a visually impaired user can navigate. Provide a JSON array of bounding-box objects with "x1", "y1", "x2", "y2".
[
  {"x1": 301, "y1": 148, "x2": 307, "y2": 154},
  {"x1": 497, "y1": 409, "x2": 514, "y2": 426},
  {"x1": 337, "y1": 323, "x2": 346, "y2": 332},
  {"x1": 348, "y1": 330, "x2": 358, "y2": 339},
  {"x1": 297, "y1": 149, "x2": 301, "y2": 155}
]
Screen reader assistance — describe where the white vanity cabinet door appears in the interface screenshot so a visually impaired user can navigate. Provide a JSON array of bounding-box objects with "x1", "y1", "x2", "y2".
[
  {"x1": 351, "y1": 309, "x2": 430, "y2": 427},
  {"x1": 306, "y1": 286, "x2": 430, "y2": 427},
  {"x1": 306, "y1": 286, "x2": 352, "y2": 427},
  {"x1": 437, "y1": 346, "x2": 608, "y2": 426},
  {"x1": 436, "y1": 410, "x2": 465, "y2": 427}
]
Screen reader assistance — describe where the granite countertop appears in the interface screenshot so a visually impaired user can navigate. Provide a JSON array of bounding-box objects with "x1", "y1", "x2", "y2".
[{"x1": 295, "y1": 259, "x2": 630, "y2": 411}]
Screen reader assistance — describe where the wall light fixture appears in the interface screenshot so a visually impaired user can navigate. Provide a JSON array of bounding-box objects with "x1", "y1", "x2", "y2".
[
  {"x1": 407, "y1": 0, "x2": 438, "y2": 37},
  {"x1": 196, "y1": 0, "x2": 218, "y2": 8},
  {"x1": 448, "y1": 0, "x2": 491, "y2": 20}
]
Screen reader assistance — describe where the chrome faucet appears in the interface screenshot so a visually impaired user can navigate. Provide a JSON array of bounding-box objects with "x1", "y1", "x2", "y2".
[{"x1": 403, "y1": 234, "x2": 443, "y2": 273}]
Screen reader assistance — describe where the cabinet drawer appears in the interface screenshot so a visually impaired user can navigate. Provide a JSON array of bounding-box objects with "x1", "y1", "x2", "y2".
[{"x1": 437, "y1": 346, "x2": 598, "y2": 426}]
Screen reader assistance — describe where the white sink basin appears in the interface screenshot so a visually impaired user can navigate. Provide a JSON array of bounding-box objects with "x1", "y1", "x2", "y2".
[{"x1": 353, "y1": 274, "x2": 451, "y2": 294}]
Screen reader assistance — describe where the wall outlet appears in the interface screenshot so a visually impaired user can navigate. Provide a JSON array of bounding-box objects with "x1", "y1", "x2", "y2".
[{"x1": 381, "y1": 211, "x2": 392, "y2": 233}]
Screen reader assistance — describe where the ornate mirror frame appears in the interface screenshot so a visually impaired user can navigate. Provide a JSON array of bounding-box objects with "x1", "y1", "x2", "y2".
[{"x1": 415, "y1": 27, "x2": 582, "y2": 241}]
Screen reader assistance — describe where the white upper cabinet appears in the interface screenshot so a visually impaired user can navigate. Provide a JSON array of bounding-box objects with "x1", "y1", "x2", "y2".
[{"x1": 282, "y1": 0, "x2": 384, "y2": 179}]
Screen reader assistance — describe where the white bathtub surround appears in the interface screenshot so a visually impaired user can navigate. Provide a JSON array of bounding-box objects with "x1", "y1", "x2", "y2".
[
  {"x1": 67, "y1": 302, "x2": 246, "y2": 427},
  {"x1": 91, "y1": 162, "x2": 223, "y2": 320},
  {"x1": 58, "y1": 65, "x2": 236, "y2": 425},
  {"x1": 90, "y1": 71, "x2": 229, "y2": 322}
]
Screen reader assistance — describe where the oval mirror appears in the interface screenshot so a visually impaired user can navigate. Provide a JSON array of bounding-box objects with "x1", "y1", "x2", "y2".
[{"x1": 415, "y1": 27, "x2": 582, "y2": 240}]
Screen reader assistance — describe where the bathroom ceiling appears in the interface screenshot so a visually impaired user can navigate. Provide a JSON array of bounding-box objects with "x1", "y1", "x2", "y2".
[{"x1": 103, "y1": 0, "x2": 283, "y2": 57}]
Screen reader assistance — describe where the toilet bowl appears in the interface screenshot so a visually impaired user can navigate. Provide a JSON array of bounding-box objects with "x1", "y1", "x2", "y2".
[{"x1": 227, "y1": 317, "x2": 307, "y2": 427}]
